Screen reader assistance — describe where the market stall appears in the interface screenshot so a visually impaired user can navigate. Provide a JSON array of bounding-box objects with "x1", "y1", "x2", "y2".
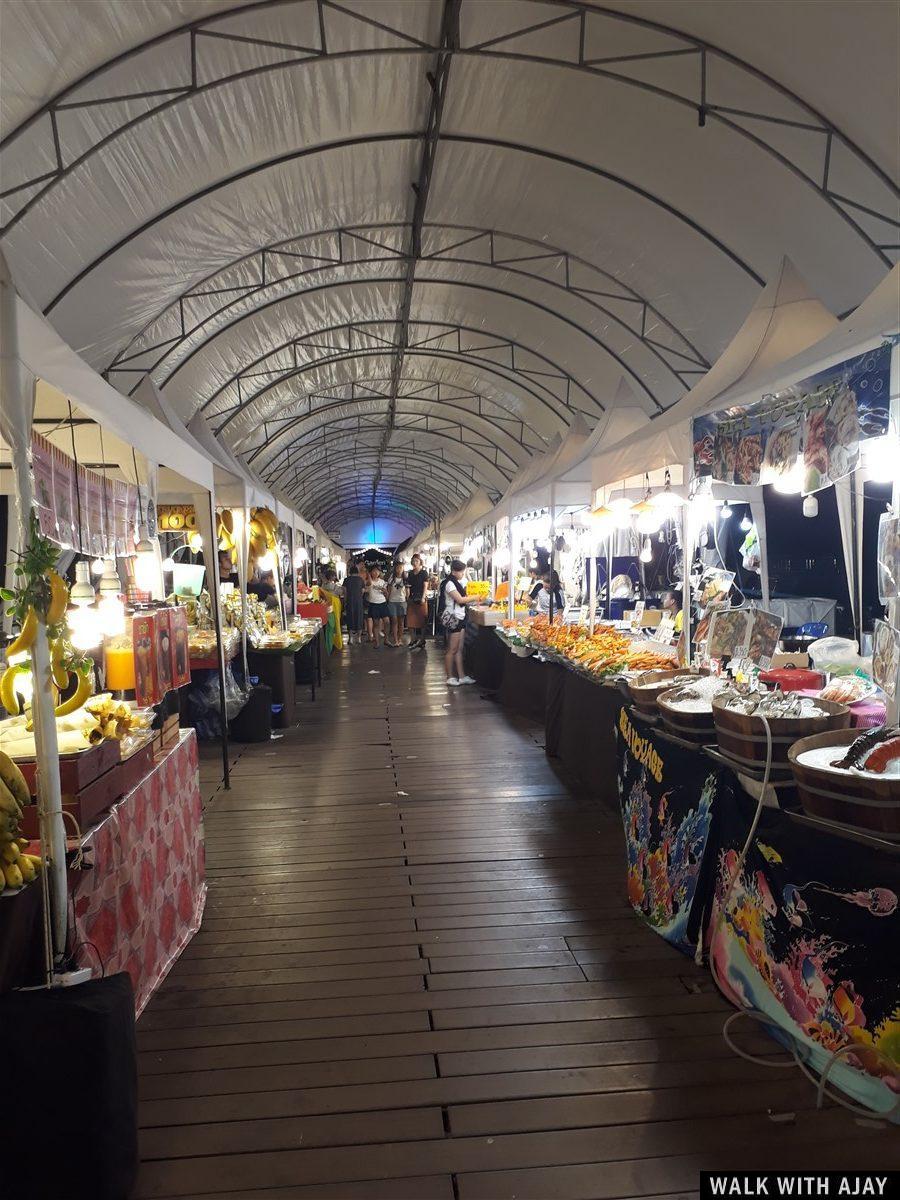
[{"x1": 1, "y1": 274, "x2": 214, "y2": 1005}]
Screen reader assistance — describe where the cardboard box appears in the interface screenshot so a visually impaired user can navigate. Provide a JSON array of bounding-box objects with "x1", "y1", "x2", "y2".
[
  {"x1": 769, "y1": 651, "x2": 810, "y2": 669},
  {"x1": 132, "y1": 612, "x2": 160, "y2": 707},
  {"x1": 169, "y1": 605, "x2": 191, "y2": 688}
]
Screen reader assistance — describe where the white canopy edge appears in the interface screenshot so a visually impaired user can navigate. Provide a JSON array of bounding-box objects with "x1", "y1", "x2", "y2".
[
  {"x1": 13, "y1": 294, "x2": 215, "y2": 492},
  {"x1": 589, "y1": 257, "x2": 838, "y2": 495}
]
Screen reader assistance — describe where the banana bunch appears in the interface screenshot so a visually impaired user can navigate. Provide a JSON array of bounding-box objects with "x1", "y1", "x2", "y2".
[
  {"x1": 1, "y1": 568, "x2": 70, "y2": 717},
  {"x1": 85, "y1": 693, "x2": 152, "y2": 740},
  {"x1": 0, "y1": 750, "x2": 41, "y2": 893},
  {"x1": 217, "y1": 508, "x2": 236, "y2": 562},
  {"x1": 248, "y1": 507, "x2": 278, "y2": 567}
]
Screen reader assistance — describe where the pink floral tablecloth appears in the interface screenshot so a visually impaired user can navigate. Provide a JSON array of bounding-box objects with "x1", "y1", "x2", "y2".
[{"x1": 70, "y1": 731, "x2": 206, "y2": 1016}]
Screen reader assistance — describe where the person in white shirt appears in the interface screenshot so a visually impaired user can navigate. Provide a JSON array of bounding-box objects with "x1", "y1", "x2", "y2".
[
  {"x1": 440, "y1": 559, "x2": 479, "y2": 686},
  {"x1": 365, "y1": 565, "x2": 390, "y2": 648},
  {"x1": 535, "y1": 569, "x2": 565, "y2": 617},
  {"x1": 386, "y1": 561, "x2": 408, "y2": 647}
]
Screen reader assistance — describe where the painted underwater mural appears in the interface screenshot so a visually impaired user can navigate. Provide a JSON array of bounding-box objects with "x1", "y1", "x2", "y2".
[
  {"x1": 617, "y1": 709, "x2": 724, "y2": 953},
  {"x1": 708, "y1": 796, "x2": 900, "y2": 1120}
]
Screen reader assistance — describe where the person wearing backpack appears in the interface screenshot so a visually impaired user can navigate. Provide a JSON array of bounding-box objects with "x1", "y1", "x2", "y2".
[{"x1": 440, "y1": 559, "x2": 478, "y2": 686}]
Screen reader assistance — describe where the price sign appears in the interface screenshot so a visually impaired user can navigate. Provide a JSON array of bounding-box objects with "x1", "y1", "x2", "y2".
[
  {"x1": 630, "y1": 601, "x2": 645, "y2": 630},
  {"x1": 656, "y1": 615, "x2": 675, "y2": 643}
]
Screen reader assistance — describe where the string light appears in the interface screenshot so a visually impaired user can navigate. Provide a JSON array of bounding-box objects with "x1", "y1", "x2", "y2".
[
  {"x1": 739, "y1": 514, "x2": 753, "y2": 532},
  {"x1": 640, "y1": 537, "x2": 653, "y2": 563},
  {"x1": 721, "y1": 503, "x2": 733, "y2": 519}
]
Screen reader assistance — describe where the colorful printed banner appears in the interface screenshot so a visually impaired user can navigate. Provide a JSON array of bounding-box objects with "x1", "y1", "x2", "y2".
[
  {"x1": 707, "y1": 793, "x2": 900, "y2": 1118},
  {"x1": 692, "y1": 343, "x2": 892, "y2": 491},
  {"x1": 617, "y1": 708, "x2": 730, "y2": 954},
  {"x1": 30, "y1": 432, "x2": 153, "y2": 555}
]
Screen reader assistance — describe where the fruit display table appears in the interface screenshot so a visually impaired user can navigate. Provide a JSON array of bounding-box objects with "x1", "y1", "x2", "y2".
[
  {"x1": 465, "y1": 622, "x2": 507, "y2": 690},
  {"x1": 70, "y1": 730, "x2": 206, "y2": 1017}
]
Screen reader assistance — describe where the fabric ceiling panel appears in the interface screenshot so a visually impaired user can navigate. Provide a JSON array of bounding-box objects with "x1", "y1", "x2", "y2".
[{"x1": 56, "y1": 141, "x2": 421, "y2": 373}]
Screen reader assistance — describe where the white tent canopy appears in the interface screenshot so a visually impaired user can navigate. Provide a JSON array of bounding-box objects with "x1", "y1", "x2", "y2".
[
  {"x1": 588, "y1": 258, "x2": 839, "y2": 496},
  {"x1": 2, "y1": 1, "x2": 895, "y2": 544}
]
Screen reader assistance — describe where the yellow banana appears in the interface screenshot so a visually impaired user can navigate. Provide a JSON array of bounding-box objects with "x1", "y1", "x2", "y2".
[
  {"x1": 220, "y1": 509, "x2": 234, "y2": 535},
  {"x1": 0, "y1": 752, "x2": 29, "y2": 809},
  {"x1": 0, "y1": 871, "x2": 4, "y2": 895},
  {"x1": 54, "y1": 668, "x2": 93, "y2": 718},
  {"x1": 47, "y1": 572, "x2": 69, "y2": 624},
  {"x1": 0, "y1": 780, "x2": 22, "y2": 821},
  {"x1": 249, "y1": 518, "x2": 265, "y2": 541},
  {"x1": 23, "y1": 854, "x2": 42, "y2": 871},
  {"x1": 6, "y1": 607, "x2": 38, "y2": 657},
  {"x1": 17, "y1": 856, "x2": 34, "y2": 884},
  {"x1": 2, "y1": 861, "x2": 23, "y2": 889},
  {"x1": 0, "y1": 664, "x2": 27, "y2": 716},
  {"x1": 1, "y1": 842, "x2": 20, "y2": 864},
  {"x1": 51, "y1": 639, "x2": 69, "y2": 689}
]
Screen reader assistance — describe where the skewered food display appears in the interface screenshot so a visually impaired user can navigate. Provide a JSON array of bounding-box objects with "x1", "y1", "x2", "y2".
[{"x1": 500, "y1": 615, "x2": 675, "y2": 677}]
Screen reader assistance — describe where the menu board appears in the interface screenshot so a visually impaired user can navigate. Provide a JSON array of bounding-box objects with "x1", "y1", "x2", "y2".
[
  {"x1": 872, "y1": 619, "x2": 900, "y2": 700},
  {"x1": 706, "y1": 607, "x2": 783, "y2": 669}
]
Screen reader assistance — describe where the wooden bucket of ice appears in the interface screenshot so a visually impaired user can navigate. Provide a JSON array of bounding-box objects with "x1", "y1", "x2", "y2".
[
  {"x1": 626, "y1": 669, "x2": 708, "y2": 718},
  {"x1": 657, "y1": 686, "x2": 718, "y2": 745},
  {"x1": 713, "y1": 697, "x2": 850, "y2": 779},
  {"x1": 788, "y1": 729, "x2": 900, "y2": 840}
]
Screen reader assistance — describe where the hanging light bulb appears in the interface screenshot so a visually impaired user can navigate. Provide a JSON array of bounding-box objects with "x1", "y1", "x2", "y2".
[
  {"x1": 162, "y1": 556, "x2": 175, "y2": 573},
  {"x1": 98, "y1": 559, "x2": 120, "y2": 595},
  {"x1": 90, "y1": 556, "x2": 105, "y2": 577},
  {"x1": 188, "y1": 531, "x2": 203, "y2": 553},
  {"x1": 294, "y1": 545, "x2": 309, "y2": 567},
  {"x1": 97, "y1": 594, "x2": 126, "y2": 637},
  {"x1": 135, "y1": 523, "x2": 154, "y2": 555},
  {"x1": 721, "y1": 502, "x2": 733, "y2": 519},
  {"x1": 773, "y1": 453, "x2": 805, "y2": 494},
  {"x1": 608, "y1": 496, "x2": 634, "y2": 529},
  {"x1": 640, "y1": 537, "x2": 653, "y2": 563},
  {"x1": 257, "y1": 548, "x2": 275, "y2": 572},
  {"x1": 494, "y1": 546, "x2": 510, "y2": 571},
  {"x1": 651, "y1": 468, "x2": 685, "y2": 514},
  {"x1": 862, "y1": 434, "x2": 898, "y2": 484},
  {"x1": 70, "y1": 560, "x2": 96, "y2": 606},
  {"x1": 803, "y1": 494, "x2": 819, "y2": 519},
  {"x1": 68, "y1": 604, "x2": 103, "y2": 650},
  {"x1": 739, "y1": 514, "x2": 753, "y2": 532}
]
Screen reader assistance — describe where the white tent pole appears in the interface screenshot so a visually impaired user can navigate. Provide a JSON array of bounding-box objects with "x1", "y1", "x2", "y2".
[
  {"x1": 1, "y1": 253, "x2": 68, "y2": 972},
  {"x1": 748, "y1": 490, "x2": 770, "y2": 608},
  {"x1": 507, "y1": 502, "x2": 516, "y2": 622},
  {"x1": 195, "y1": 488, "x2": 230, "y2": 789},
  {"x1": 548, "y1": 482, "x2": 556, "y2": 622},
  {"x1": 588, "y1": 540, "x2": 596, "y2": 635},
  {"x1": 232, "y1": 501, "x2": 249, "y2": 685},
  {"x1": 681, "y1": 506, "x2": 692, "y2": 663}
]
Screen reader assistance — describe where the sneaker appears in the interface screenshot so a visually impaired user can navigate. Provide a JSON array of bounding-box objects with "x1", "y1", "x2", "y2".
[
  {"x1": 446, "y1": 677, "x2": 460, "y2": 686},
  {"x1": 459, "y1": 675, "x2": 476, "y2": 685}
]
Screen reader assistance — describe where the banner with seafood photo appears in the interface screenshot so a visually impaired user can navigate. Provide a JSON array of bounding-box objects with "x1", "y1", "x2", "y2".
[
  {"x1": 617, "y1": 707, "x2": 734, "y2": 955},
  {"x1": 707, "y1": 792, "x2": 900, "y2": 1120},
  {"x1": 692, "y1": 342, "x2": 892, "y2": 492}
]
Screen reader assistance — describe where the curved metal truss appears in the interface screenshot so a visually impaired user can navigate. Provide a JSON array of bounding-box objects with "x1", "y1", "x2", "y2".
[
  {"x1": 290, "y1": 450, "x2": 477, "y2": 512},
  {"x1": 244, "y1": 377, "x2": 544, "y2": 468},
  {"x1": 262, "y1": 411, "x2": 517, "y2": 493},
  {"x1": 2, "y1": 0, "x2": 895, "y2": 267},
  {"x1": 207, "y1": 318, "x2": 603, "y2": 436},
  {"x1": 105, "y1": 222, "x2": 710, "y2": 398}
]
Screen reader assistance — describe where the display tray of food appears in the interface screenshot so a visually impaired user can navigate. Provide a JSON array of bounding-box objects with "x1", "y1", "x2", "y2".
[
  {"x1": 818, "y1": 675, "x2": 877, "y2": 705},
  {"x1": 713, "y1": 691, "x2": 851, "y2": 777},
  {"x1": 788, "y1": 727, "x2": 900, "y2": 841},
  {"x1": 626, "y1": 668, "x2": 710, "y2": 717},
  {"x1": 252, "y1": 632, "x2": 304, "y2": 652}
]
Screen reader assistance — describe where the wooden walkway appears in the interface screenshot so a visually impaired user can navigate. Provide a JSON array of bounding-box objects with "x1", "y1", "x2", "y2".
[{"x1": 136, "y1": 644, "x2": 896, "y2": 1198}]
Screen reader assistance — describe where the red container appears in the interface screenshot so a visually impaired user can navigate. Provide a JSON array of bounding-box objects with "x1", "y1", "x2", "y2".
[
  {"x1": 759, "y1": 666, "x2": 825, "y2": 692},
  {"x1": 132, "y1": 612, "x2": 160, "y2": 706}
]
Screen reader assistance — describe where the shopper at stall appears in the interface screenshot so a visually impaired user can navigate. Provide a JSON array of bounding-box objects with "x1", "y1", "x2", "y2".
[
  {"x1": 536, "y1": 569, "x2": 565, "y2": 616},
  {"x1": 218, "y1": 550, "x2": 237, "y2": 586},
  {"x1": 387, "y1": 561, "x2": 407, "y2": 647},
  {"x1": 365, "y1": 564, "x2": 390, "y2": 648},
  {"x1": 661, "y1": 589, "x2": 684, "y2": 634},
  {"x1": 248, "y1": 568, "x2": 278, "y2": 609},
  {"x1": 343, "y1": 564, "x2": 365, "y2": 644},
  {"x1": 441, "y1": 559, "x2": 478, "y2": 686},
  {"x1": 406, "y1": 553, "x2": 428, "y2": 651},
  {"x1": 358, "y1": 562, "x2": 372, "y2": 642}
]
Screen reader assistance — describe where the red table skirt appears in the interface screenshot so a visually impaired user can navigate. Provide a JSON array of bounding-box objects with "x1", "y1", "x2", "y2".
[
  {"x1": 295, "y1": 602, "x2": 330, "y2": 623},
  {"x1": 71, "y1": 731, "x2": 206, "y2": 1016}
]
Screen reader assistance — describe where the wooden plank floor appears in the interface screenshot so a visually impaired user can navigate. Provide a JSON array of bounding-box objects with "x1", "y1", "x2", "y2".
[{"x1": 138, "y1": 644, "x2": 896, "y2": 1198}]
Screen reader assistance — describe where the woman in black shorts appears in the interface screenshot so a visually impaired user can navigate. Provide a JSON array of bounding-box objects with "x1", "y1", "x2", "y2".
[{"x1": 365, "y1": 565, "x2": 390, "y2": 649}]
